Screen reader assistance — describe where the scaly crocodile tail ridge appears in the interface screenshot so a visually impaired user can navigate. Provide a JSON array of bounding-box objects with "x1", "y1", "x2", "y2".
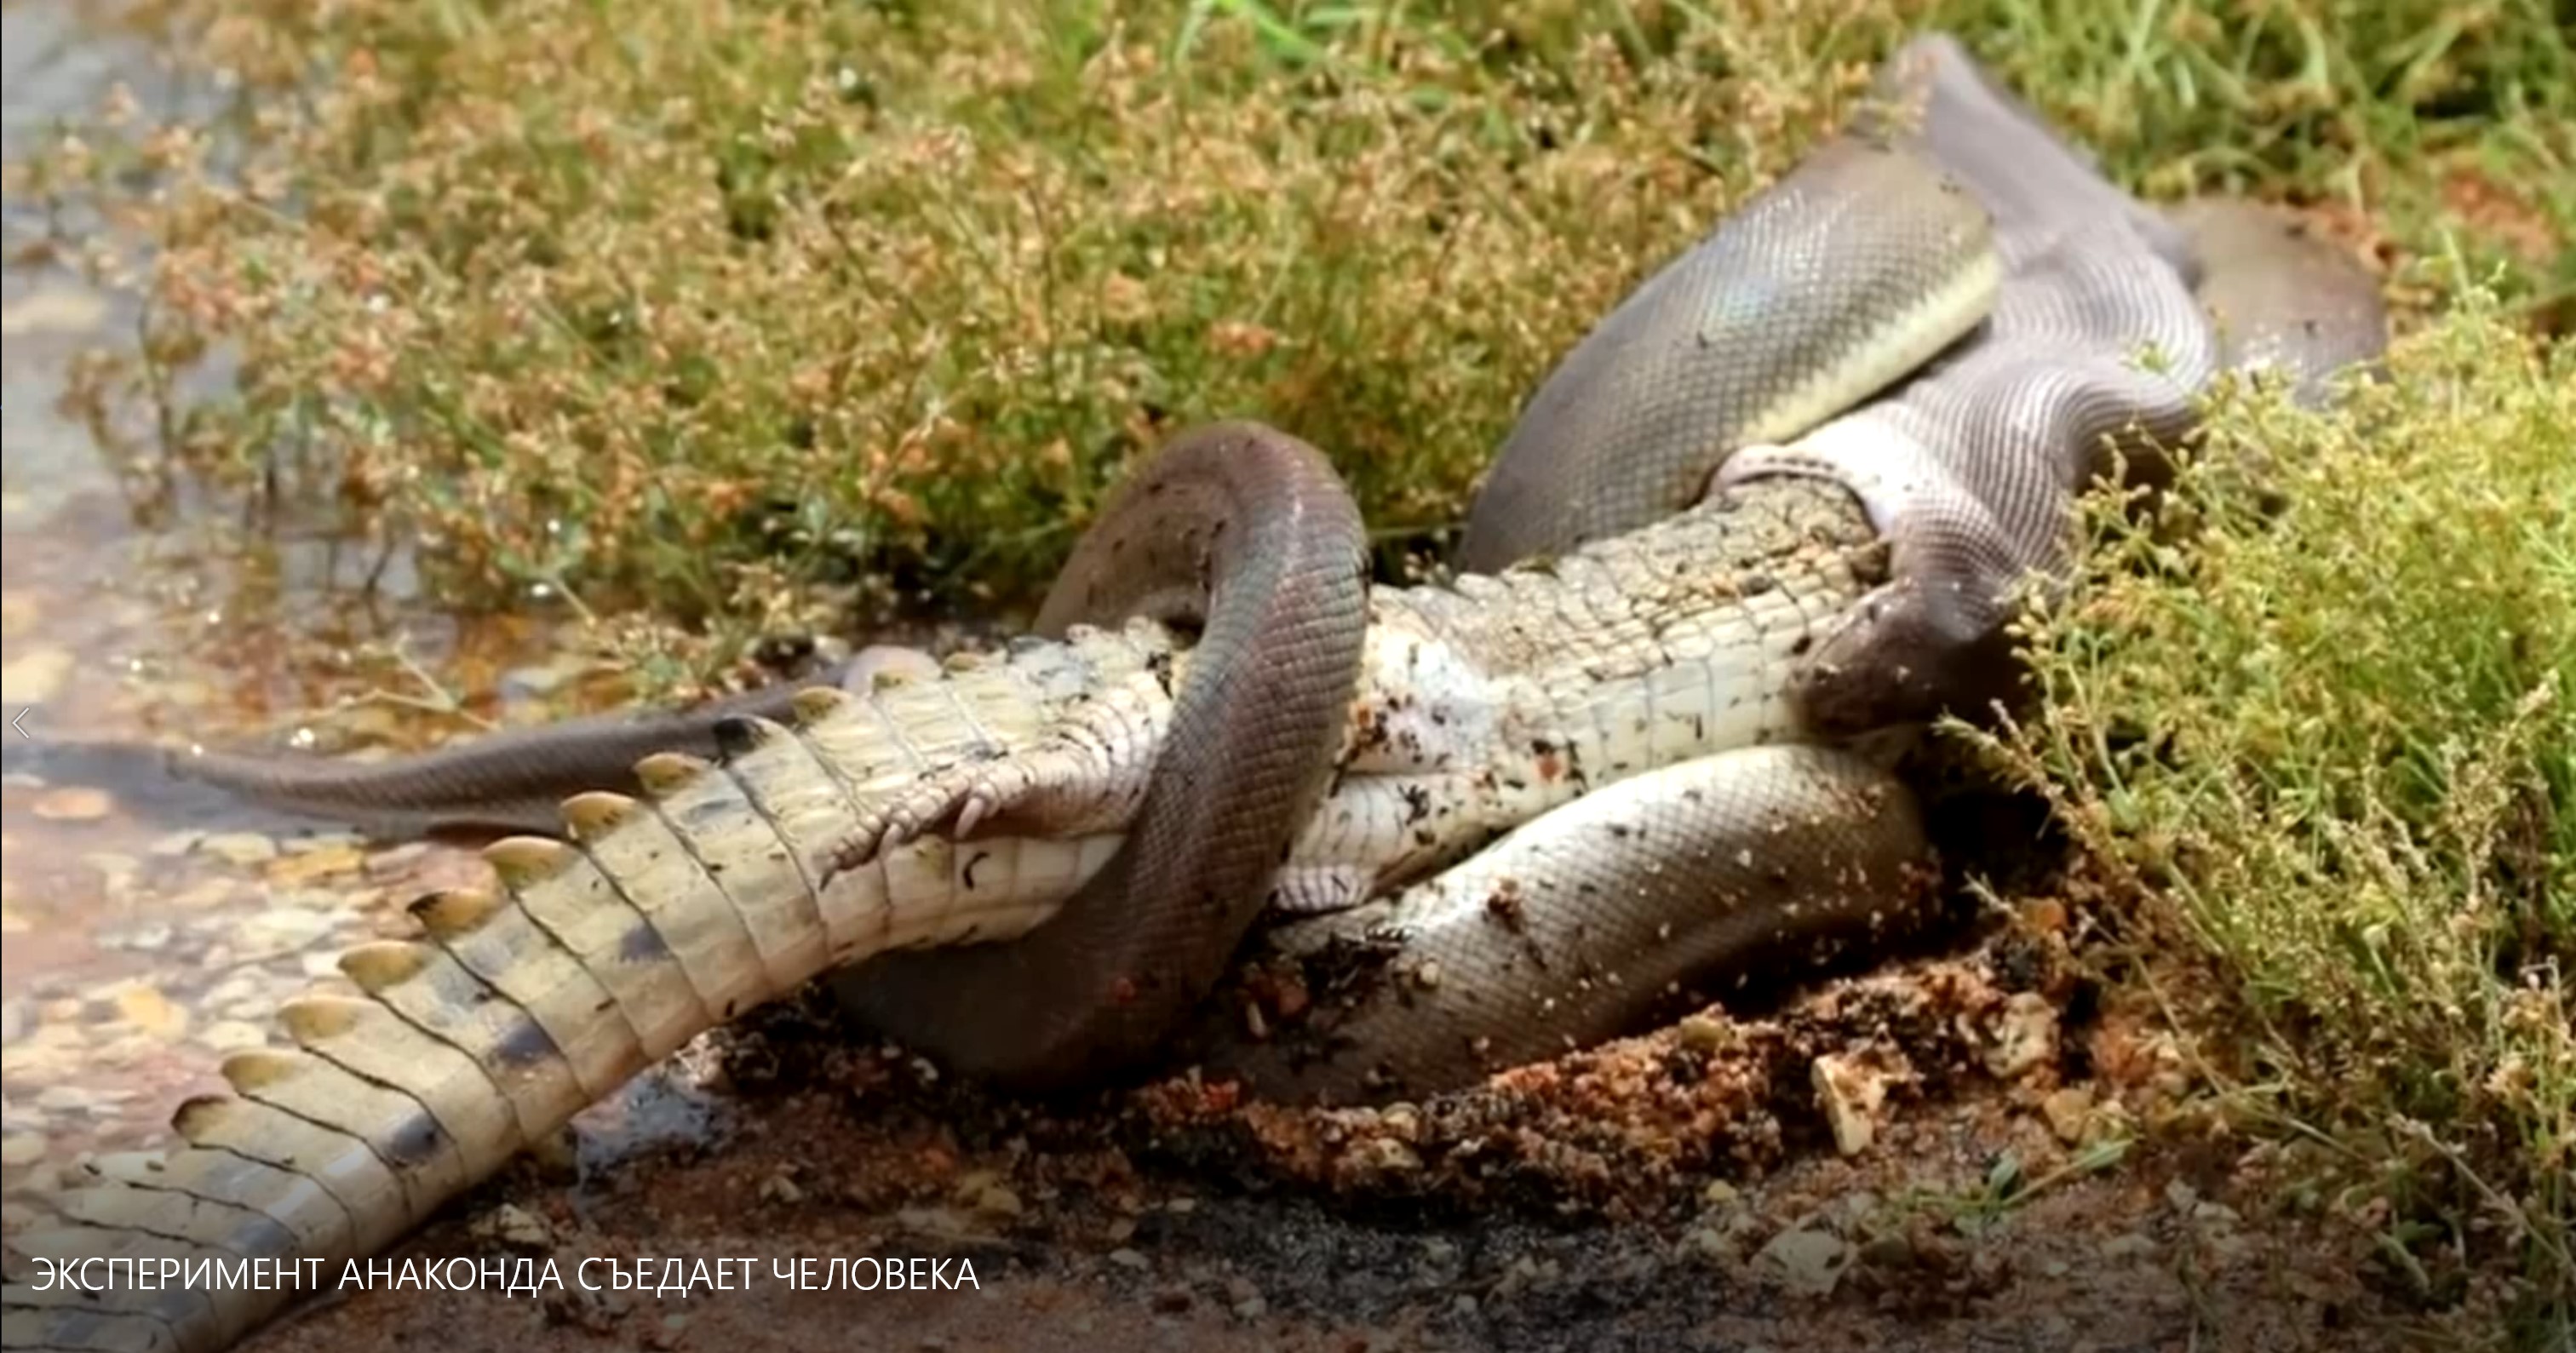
[{"x1": 1, "y1": 627, "x2": 1168, "y2": 1353}]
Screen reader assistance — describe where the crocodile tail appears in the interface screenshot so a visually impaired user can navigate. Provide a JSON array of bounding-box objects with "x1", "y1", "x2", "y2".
[
  {"x1": 2, "y1": 637, "x2": 1153, "y2": 1352},
  {"x1": 1, "y1": 851, "x2": 669, "y2": 1353}
]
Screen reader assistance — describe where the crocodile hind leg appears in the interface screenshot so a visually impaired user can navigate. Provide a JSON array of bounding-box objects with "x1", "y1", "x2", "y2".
[{"x1": 1195, "y1": 743, "x2": 1942, "y2": 1105}]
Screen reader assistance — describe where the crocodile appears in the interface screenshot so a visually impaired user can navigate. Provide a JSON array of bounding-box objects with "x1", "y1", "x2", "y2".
[
  {"x1": 0, "y1": 33, "x2": 2388, "y2": 1353},
  {"x1": 1, "y1": 467, "x2": 1912, "y2": 1353}
]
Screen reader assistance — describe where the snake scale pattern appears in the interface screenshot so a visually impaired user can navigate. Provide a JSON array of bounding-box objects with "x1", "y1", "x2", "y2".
[{"x1": 0, "y1": 33, "x2": 2388, "y2": 1353}]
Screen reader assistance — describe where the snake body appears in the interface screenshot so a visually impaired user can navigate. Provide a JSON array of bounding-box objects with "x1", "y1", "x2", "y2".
[
  {"x1": 1192, "y1": 741, "x2": 1935, "y2": 1099},
  {"x1": 18, "y1": 39, "x2": 2387, "y2": 1093},
  {"x1": 6, "y1": 37, "x2": 2389, "y2": 1098},
  {"x1": 834, "y1": 424, "x2": 1374, "y2": 1085},
  {"x1": 1171, "y1": 37, "x2": 2391, "y2": 1101},
  {"x1": 1452, "y1": 134, "x2": 2001, "y2": 571},
  {"x1": 0, "y1": 32, "x2": 2390, "y2": 1350},
  {"x1": 0, "y1": 35, "x2": 2399, "y2": 1353},
  {"x1": 850, "y1": 34, "x2": 2388, "y2": 1095},
  {"x1": 834, "y1": 129, "x2": 2003, "y2": 1089}
]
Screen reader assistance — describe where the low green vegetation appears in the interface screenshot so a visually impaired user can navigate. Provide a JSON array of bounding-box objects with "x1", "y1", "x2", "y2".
[
  {"x1": 8, "y1": 0, "x2": 2568, "y2": 1347},
  {"x1": 14, "y1": 0, "x2": 2567, "y2": 680},
  {"x1": 1976, "y1": 297, "x2": 2572, "y2": 1344}
]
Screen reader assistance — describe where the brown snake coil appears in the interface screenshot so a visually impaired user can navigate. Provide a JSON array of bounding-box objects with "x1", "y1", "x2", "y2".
[{"x1": 0, "y1": 33, "x2": 2396, "y2": 1353}]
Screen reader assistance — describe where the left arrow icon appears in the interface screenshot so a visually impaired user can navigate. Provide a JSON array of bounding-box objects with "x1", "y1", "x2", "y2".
[{"x1": 9, "y1": 708, "x2": 30, "y2": 737}]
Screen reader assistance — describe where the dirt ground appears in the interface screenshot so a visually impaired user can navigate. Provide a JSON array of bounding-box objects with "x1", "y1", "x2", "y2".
[
  {"x1": 0, "y1": 249, "x2": 2458, "y2": 1353},
  {"x1": 3, "y1": 637, "x2": 2455, "y2": 1353},
  {"x1": 0, "y1": 9, "x2": 2500, "y2": 1350},
  {"x1": 212, "y1": 908, "x2": 2427, "y2": 1353}
]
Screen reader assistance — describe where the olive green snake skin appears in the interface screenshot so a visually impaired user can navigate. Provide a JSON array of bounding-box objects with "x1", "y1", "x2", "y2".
[{"x1": 1, "y1": 34, "x2": 2390, "y2": 1353}]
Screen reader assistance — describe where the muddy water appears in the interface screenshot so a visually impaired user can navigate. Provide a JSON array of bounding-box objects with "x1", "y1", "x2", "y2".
[{"x1": 0, "y1": 1, "x2": 718, "y2": 1217}]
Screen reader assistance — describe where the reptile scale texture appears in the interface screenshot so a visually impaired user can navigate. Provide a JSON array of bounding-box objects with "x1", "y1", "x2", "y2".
[{"x1": 0, "y1": 32, "x2": 2390, "y2": 1353}]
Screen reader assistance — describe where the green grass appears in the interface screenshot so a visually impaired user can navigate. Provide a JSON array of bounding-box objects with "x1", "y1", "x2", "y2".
[
  {"x1": 1972, "y1": 294, "x2": 2573, "y2": 1344},
  {"x1": 6, "y1": 0, "x2": 2571, "y2": 1346},
  {"x1": 11, "y1": 0, "x2": 2567, "y2": 684}
]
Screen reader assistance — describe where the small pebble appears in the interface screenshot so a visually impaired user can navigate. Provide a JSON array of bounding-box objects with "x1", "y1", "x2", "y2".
[
  {"x1": 32, "y1": 788, "x2": 113, "y2": 822},
  {"x1": 147, "y1": 830, "x2": 207, "y2": 857},
  {"x1": 1681, "y1": 1226, "x2": 1734, "y2": 1265},
  {"x1": 475, "y1": 1203, "x2": 556, "y2": 1250},
  {"x1": 198, "y1": 1020, "x2": 267, "y2": 1052},
  {"x1": 1755, "y1": 1229, "x2": 1848, "y2": 1298},
  {"x1": 204, "y1": 977, "x2": 262, "y2": 1007},
  {"x1": 1858, "y1": 1234, "x2": 1916, "y2": 1269},
  {"x1": 104, "y1": 923, "x2": 173, "y2": 953},
  {"x1": 243, "y1": 908, "x2": 332, "y2": 950},
  {"x1": 198, "y1": 832, "x2": 280, "y2": 866},
  {"x1": 1, "y1": 646, "x2": 75, "y2": 703},
  {"x1": 1812, "y1": 1052, "x2": 1892, "y2": 1155},
  {"x1": 2040, "y1": 1086, "x2": 2096, "y2": 1144},
  {"x1": 115, "y1": 987, "x2": 189, "y2": 1040},
  {"x1": 1984, "y1": 992, "x2": 2060, "y2": 1079},
  {"x1": 501, "y1": 659, "x2": 582, "y2": 697},
  {"x1": 2098, "y1": 1232, "x2": 2157, "y2": 1260},
  {"x1": 1677, "y1": 1013, "x2": 1730, "y2": 1051},
  {"x1": 266, "y1": 843, "x2": 367, "y2": 886},
  {"x1": 1359, "y1": 1138, "x2": 1420, "y2": 1172}
]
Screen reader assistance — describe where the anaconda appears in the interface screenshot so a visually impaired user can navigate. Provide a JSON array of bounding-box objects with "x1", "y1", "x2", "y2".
[{"x1": 0, "y1": 33, "x2": 2390, "y2": 1353}]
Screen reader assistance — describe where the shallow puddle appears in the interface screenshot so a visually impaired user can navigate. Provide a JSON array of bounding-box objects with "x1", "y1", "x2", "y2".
[{"x1": 0, "y1": 0, "x2": 722, "y2": 1220}]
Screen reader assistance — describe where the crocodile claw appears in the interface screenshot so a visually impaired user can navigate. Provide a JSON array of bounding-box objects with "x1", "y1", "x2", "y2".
[{"x1": 828, "y1": 751, "x2": 1053, "y2": 868}]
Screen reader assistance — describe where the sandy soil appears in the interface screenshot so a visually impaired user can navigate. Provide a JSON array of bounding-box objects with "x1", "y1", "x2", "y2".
[
  {"x1": 0, "y1": 9, "x2": 2470, "y2": 1351},
  {"x1": 218, "y1": 910, "x2": 2420, "y2": 1353}
]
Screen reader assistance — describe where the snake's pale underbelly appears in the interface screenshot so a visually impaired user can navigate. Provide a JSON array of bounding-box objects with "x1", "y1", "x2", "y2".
[{"x1": 0, "y1": 30, "x2": 2395, "y2": 1353}]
